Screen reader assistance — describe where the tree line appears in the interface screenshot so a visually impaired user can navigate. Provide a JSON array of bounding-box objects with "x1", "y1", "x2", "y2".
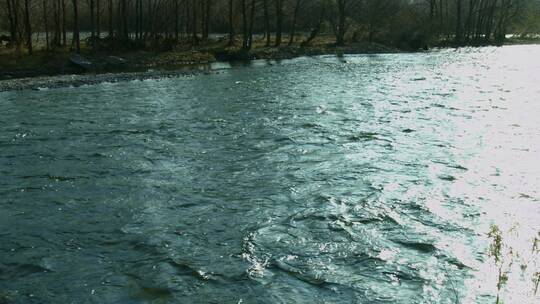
[{"x1": 1, "y1": 0, "x2": 539, "y2": 55}]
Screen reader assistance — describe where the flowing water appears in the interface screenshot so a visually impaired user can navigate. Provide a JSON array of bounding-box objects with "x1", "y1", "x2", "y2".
[{"x1": 1, "y1": 45, "x2": 540, "y2": 304}]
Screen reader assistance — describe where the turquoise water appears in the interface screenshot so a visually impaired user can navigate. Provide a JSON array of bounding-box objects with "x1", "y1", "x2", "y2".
[{"x1": 1, "y1": 45, "x2": 539, "y2": 303}]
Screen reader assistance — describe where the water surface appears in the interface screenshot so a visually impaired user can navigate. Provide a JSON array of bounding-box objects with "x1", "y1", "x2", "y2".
[{"x1": 1, "y1": 45, "x2": 540, "y2": 303}]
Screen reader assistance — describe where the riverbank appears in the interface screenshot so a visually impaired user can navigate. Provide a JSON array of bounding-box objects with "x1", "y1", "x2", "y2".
[
  {"x1": 0, "y1": 37, "x2": 400, "y2": 83},
  {"x1": 1, "y1": 36, "x2": 539, "y2": 92},
  {"x1": 0, "y1": 69, "x2": 219, "y2": 92}
]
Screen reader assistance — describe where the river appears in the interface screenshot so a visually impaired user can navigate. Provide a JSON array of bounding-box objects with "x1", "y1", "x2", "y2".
[{"x1": 1, "y1": 45, "x2": 539, "y2": 303}]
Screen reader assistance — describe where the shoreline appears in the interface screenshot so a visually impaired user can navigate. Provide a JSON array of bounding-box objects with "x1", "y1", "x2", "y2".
[
  {"x1": 0, "y1": 69, "x2": 217, "y2": 92},
  {"x1": 1, "y1": 40, "x2": 539, "y2": 92},
  {"x1": 0, "y1": 41, "x2": 404, "y2": 92}
]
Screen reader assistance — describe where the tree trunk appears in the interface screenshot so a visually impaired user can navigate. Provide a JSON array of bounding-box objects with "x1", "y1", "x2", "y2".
[
  {"x1": 43, "y1": 0, "x2": 49, "y2": 50},
  {"x1": 184, "y1": 0, "x2": 190, "y2": 39},
  {"x1": 72, "y1": 0, "x2": 80, "y2": 53},
  {"x1": 134, "y1": 0, "x2": 139, "y2": 39},
  {"x1": 241, "y1": 0, "x2": 248, "y2": 49},
  {"x1": 191, "y1": 0, "x2": 199, "y2": 44},
  {"x1": 175, "y1": 0, "x2": 179, "y2": 41},
  {"x1": 24, "y1": 0, "x2": 32, "y2": 54},
  {"x1": 475, "y1": 0, "x2": 486, "y2": 40},
  {"x1": 61, "y1": 0, "x2": 66, "y2": 46},
  {"x1": 336, "y1": 0, "x2": 346, "y2": 46},
  {"x1": 485, "y1": 0, "x2": 498, "y2": 41},
  {"x1": 263, "y1": 0, "x2": 270, "y2": 46},
  {"x1": 96, "y1": 0, "x2": 100, "y2": 37},
  {"x1": 368, "y1": 24, "x2": 374, "y2": 42},
  {"x1": 302, "y1": 1, "x2": 324, "y2": 47},
  {"x1": 139, "y1": 0, "x2": 143, "y2": 39},
  {"x1": 429, "y1": 0, "x2": 434, "y2": 31},
  {"x1": 13, "y1": 0, "x2": 21, "y2": 55},
  {"x1": 199, "y1": 1, "x2": 204, "y2": 41},
  {"x1": 6, "y1": 0, "x2": 17, "y2": 46},
  {"x1": 148, "y1": 0, "x2": 153, "y2": 39},
  {"x1": 495, "y1": 0, "x2": 508, "y2": 43},
  {"x1": 90, "y1": 0, "x2": 96, "y2": 39},
  {"x1": 121, "y1": 0, "x2": 128, "y2": 39},
  {"x1": 145, "y1": 0, "x2": 156, "y2": 39},
  {"x1": 275, "y1": 0, "x2": 283, "y2": 46},
  {"x1": 53, "y1": 0, "x2": 60, "y2": 46},
  {"x1": 228, "y1": 0, "x2": 234, "y2": 46},
  {"x1": 108, "y1": 0, "x2": 113, "y2": 37},
  {"x1": 455, "y1": 0, "x2": 463, "y2": 44},
  {"x1": 241, "y1": 0, "x2": 246, "y2": 47},
  {"x1": 439, "y1": 0, "x2": 444, "y2": 36},
  {"x1": 247, "y1": 0, "x2": 255, "y2": 49},
  {"x1": 464, "y1": 0, "x2": 476, "y2": 41},
  {"x1": 288, "y1": 0, "x2": 301, "y2": 45},
  {"x1": 203, "y1": 0, "x2": 211, "y2": 40}
]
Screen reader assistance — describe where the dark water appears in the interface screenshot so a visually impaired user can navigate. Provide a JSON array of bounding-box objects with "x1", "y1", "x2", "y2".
[{"x1": 1, "y1": 46, "x2": 540, "y2": 304}]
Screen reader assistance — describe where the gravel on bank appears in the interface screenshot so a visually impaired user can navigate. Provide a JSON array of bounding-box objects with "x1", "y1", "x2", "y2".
[{"x1": 0, "y1": 69, "x2": 218, "y2": 92}]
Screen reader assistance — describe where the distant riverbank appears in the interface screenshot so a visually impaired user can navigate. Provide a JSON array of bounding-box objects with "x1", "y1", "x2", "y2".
[
  {"x1": 0, "y1": 69, "x2": 216, "y2": 92},
  {"x1": 1, "y1": 37, "x2": 539, "y2": 92},
  {"x1": 0, "y1": 39, "x2": 401, "y2": 82}
]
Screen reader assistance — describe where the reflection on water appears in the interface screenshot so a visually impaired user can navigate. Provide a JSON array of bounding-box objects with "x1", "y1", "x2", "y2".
[{"x1": 1, "y1": 45, "x2": 539, "y2": 303}]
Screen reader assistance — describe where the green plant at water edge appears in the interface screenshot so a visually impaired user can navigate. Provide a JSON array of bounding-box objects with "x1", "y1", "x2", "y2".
[
  {"x1": 532, "y1": 231, "x2": 540, "y2": 253},
  {"x1": 487, "y1": 227, "x2": 540, "y2": 303},
  {"x1": 534, "y1": 272, "x2": 540, "y2": 295},
  {"x1": 533, "y1": 232, "x2": 540, "y2": 295},
  {"x1": 488, "y1": 225, "x2": 512, "y2": 304}
]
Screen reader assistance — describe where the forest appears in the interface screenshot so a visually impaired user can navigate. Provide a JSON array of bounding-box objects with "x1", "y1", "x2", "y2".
[{"x1": 1, "y1": 0, "x2": 539, "y2": 56}]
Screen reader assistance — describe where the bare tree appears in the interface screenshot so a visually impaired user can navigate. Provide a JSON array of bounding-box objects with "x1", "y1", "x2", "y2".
[
  {"x1": 174, "y1": 0, "x2": 180, "y2": 40},
  {"x1": 6, "y1": 0, "x2": 17, "y2": 46},
  {"x1": 23, "y1": 0, "x2": 32, "y2": 54},
  {"x1": 241, "y1": 0, "x2": 248, "y2": 48},
  {"x1": 96, "y1": 0, "x2": 100, "y2": 37},
  {"x1": 335, "y1": 0, "x2": 347, "y2": 46},
  {"x1": 263, "y1": 0, "x2": 270, "y2": 46},
  {"x1": 455, "y1": 0, "x2": 463, "y2": 43},
  {"x1": 61, "y1": 0, "x2": 66, "y2": 45},
  {"x1": 43, "y1": 0, "x2": 50, "y2": 50},
  {"x1": 121, "y1": 0, "x2": 128, "y2": 39},
  {"x1": 228, "y1": 0, "x2": 235, "y2": 45},
  {"x1": 191, "y1": 0, "x2": 199, "y2": 44},
  {"x1": 289, "y1": 0, "x2": 303, "y2": 45},
  {"x1": 90, "y1": 0, "x2": 96, "y2": 40},
  {"x1": 108, "y1": 0, "x2": 113, "y2": 36},
  {"x1": 275, "y1": 0, "x2": 283, "y2": 46},
  {"x1": 1, "y1": 0, "x2": 535, "y2": 55},
  {"x1": 72, "y1": 0, "x2": 80, "y2": 53},
  {"x1": 302, "y1": 0, "x2": 326, "y2": 46}
]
